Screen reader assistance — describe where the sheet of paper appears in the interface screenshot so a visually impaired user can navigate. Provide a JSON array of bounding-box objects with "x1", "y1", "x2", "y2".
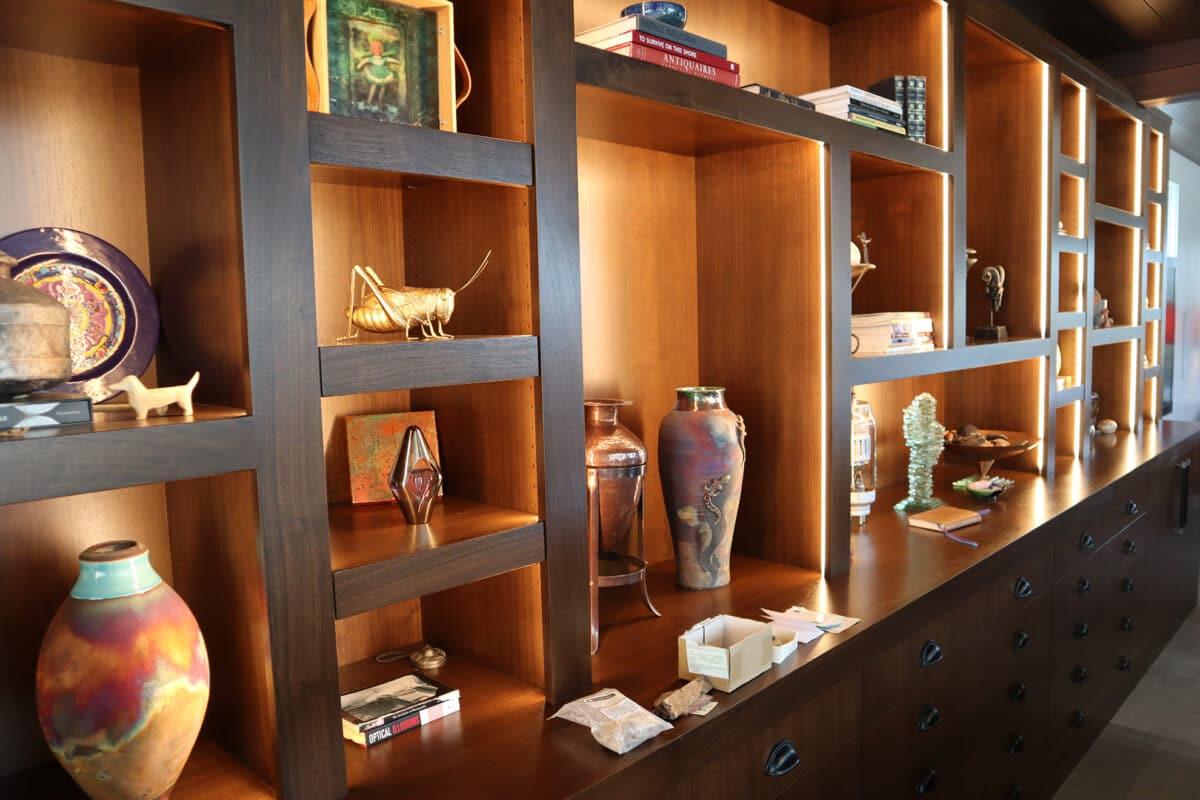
[
  {"x1": 685, "y1": 641, "x2": 730, "y2": 679},
  {"x1": 785, "y1": 606, "x2": 861, "y2": 633},
  {"x1": 760, "y1": 610, "x2": 824, "y2": 643}
]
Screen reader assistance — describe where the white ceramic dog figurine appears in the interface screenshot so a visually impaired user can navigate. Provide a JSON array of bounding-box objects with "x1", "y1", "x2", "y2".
[{"x1": 108, "y1": 373, "x2": 200, "y2": 420}]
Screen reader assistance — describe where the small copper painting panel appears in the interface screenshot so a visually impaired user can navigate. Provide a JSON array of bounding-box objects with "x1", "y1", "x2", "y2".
[{"x1": 346, "y1": 410, "x2": 440, "y2": 504}]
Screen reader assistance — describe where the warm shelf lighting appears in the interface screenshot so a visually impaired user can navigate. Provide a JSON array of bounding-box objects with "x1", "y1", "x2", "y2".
[
  {"x1": 942, "y1": 173, "x2": 950, "y2": 348},
  {"x1": 1040, "y1": 64, "x2": 1049, "y2": 338},
  {"x1": 1147, "y1": 377, "x2": 1158, "y2": 422},
  {"x1": 1134, "y1": 120, "x2": 1144, "y2": 213},
  {"x1": 939, "y1": 0, "x2": 950, "y2": 152},
  {"x1": 1130, "y1": 228, "x2": 1142, "y2": 327},
  {"x1": 1077, "y1": 85, "x2": 1087, "y2": 163},
  {"x1": 819, "y1": 143, "x2": 828, "y2": 576},
  {"x1": 1128, "y1": 340, "x2": 1138, "y2": 429},
  {"x1": 1072, "y1": 399, "x2": 1082, "y2": 458},
  {"x1": 1037, "y1": 356, "x2": 1047, "y2": 472}
]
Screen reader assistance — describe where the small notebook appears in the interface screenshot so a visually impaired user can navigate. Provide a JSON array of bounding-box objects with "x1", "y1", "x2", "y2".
[{"x1": 907, "y1": 506, "x2": 982, "y2": 533}]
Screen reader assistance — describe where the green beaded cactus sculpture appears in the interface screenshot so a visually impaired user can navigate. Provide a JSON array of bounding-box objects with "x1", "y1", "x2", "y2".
[{"x1": 894, "y1": 392, "x2": 946, "y2": 512}]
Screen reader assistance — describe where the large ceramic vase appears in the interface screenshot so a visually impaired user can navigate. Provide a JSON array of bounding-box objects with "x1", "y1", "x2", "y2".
[
  {"x1": 36, "y1": 541, "x2": 210, "y2": 800},
  {"x1": 658, "y1": 387, "x2": 746, "y2": 590},
  {"x1": 584, "y1": 399, "x2": 647, "y2": 552}
]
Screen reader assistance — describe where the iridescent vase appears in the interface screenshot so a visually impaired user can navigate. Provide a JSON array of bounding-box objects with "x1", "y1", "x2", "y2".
[
  {"x1": 658, "y1": 387, "x2": 747, "y2": 590},
  {"x1": 36, "y1": 541, "x2": 209, "y2": 800}
]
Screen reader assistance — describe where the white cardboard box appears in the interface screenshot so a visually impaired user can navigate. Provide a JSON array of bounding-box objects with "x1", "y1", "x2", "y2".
[
  {"x1": 677, "y1": 615, "x2": 772, "y2": 692},
  {"x1": 769, "y1": 625, "x2": 799, "y2": 664}
]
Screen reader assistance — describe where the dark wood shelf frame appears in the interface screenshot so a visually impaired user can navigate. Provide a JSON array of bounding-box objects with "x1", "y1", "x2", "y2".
[
  {"x1": 308, "y1": 112, "x2": 534, "y2": 186},
  {"x1": 1091, "y1": 325, "x2": 1142, "y2": 346},
  {"x1": 318, "y1": 336, "x2": 540, "y2": 396},
  {"x1": 1055, "y1": 384, "x2": 1086, "y2": 408},
  {"x1": 850, "y1": 338, "x2": 1053, "y2": 386},
  {"x1": 1095, "y1": 202, "x2": 1144, "y2": 229},
  {"x1": 1057, "y1": 311, "x2": 1088, "y2": 329},
  {"x1": 329, "y1": 497, "x2": 544, "y2": 619},
  {"x1": 1056, "y1": 233, "x2": 1088, "y2": 254}
]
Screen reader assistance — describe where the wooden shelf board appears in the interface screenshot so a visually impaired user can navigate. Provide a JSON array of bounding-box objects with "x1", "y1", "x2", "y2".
[
  {"x1": 319, "y1": 336, "x2": 540, "y2": 397},
  {"x1": 0, "y1": 407, "x2": 255, "y2": 505},
  {"x1": 1056, "y1": 155, "x2": 1088, "y2": 179},
  {"x1": 1055, "y1": 384, "x2": 1087, "y2": 408},
  {"x1": 308, "y1": 112, "x2": 533, "y2": 186},
  {"x1": 1090, "y1": 325, "x2": 1142, "y2": 346},
  {"x1": 575, "y1": 44, "x2": 954, "y2": 172},
  {"x1": 1055, "y1": 233, "x2": 1088, "y2": 254},
  {"x1": 1146, "y1": 248, "x2": 1164, "y2": 263},
  {"x1": 1144, "y1": 307, "x2": 1163, "y2": 322},
  {"x1": 1094, "y1": 203, "x2": 1143, "y2": 229},
  {"x1": 850, "y1": 338, "x2": 1052, "y2": 386},
  {"x1": 1056, "y1": 311, "x2": 1088, "y2": 329},
  {"x1": 0, "y1": 739, "x2": 274, "y2": 799},
  {"x1": 1146, "y1": 189, "x2": 1167, "y2": 205},
  {"x1": 330, "y1": 497, "x2": 544, "y2": 618},
  {"x1": 1144, "y1": 364, "x2": 1162, "y2": 379}
]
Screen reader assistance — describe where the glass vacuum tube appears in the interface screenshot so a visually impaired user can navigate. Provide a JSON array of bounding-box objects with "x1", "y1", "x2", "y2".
[{"x1": 851, "y1": 392, "x2": 878, "y2": 527}]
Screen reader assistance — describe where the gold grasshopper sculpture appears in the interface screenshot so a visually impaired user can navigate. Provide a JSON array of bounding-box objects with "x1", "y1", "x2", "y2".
[{"x1": 340, "y1": 251, "x2": 492, "y2": 342}]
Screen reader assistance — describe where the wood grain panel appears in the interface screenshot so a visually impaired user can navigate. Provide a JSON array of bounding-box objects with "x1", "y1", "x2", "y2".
[
  {"x1": 167, "y1": 471, "x2": 277, "y2": 785},
  {"x1": 1096, "y1": 100, "x2": 1140, "y2": 213},
  {"x1": 850, "y1": 158, "x2": 947, "y2": 345},
  {"x1": 966, "y1": 52, "x2": 1045, "y2": 340},
  {"x1": 697, "y1": 140, "x2": 826, "y2": 569},
  {"x1": 449, "y1": 0, "x2": 529, "y2": 141},
  {"x1": 1061, "y1": 77, "x2": 1085, "y2": 162},
  {"x1": 1092, "y1": 341, "x2": 1138, "y2": 431},
  {"x1": 1060, "y1": 252, "x2": 1086, "y2": 313},
  {"x1": 578, "y1": 137, "x2": 699, "y2": 565},
  {"x1": 1055, "y1": 399, "x2": 1082, "y2": 458},
  {"x1": 0, "y1": 486, "x2": 172, "y2": 775},
  {"x1": 319, "y1": 336, "x2": 540, "y2": 396},
  {"x1": 575, "y1": 0, "x2": 831, "y2": 97},
  {"x1": 831, "y1": 0, "x2": 947, "y2": 149},
  {"x1": 141, "y1": 25, "x2": 249, "y2": 411},
  {"x1": 1095, "y1": 220, "x2": 1140, "y2": 328},
  {"x1": 335, "y1": 603, "x2": 423, "y2": 668}
]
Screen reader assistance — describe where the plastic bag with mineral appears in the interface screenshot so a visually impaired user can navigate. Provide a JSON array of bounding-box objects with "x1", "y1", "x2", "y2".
[{"x1": 550, "y1": 688, "x2": 672, "y2": 754}]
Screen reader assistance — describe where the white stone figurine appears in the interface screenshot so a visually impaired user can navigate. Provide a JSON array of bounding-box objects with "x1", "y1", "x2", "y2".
[{"x1": 108, "y1": 373, "x2": 199, "y2": 420}]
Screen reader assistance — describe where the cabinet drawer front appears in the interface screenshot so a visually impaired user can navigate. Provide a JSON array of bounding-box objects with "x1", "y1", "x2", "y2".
[
  {"x1": 656, "y1": 674, "x2": 860, "y2": 800},
  {"x1": 1053, "y1": 488, "x2": 1117, "y2": 579},
  {"x1": 979, "y1": 547, "x2": 1054, "y2": 625},
  {"x1": 775, "y1": 746, "x2": 858, "y2": 800},
  {"x1": 975, "y1": 596, "x2": 1051, "y2": 709},
  {"x1": 862, "y1": 601, "x2": 977, "y2": 722}
]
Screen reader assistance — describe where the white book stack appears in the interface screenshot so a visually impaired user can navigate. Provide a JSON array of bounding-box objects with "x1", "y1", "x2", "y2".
[{"x1": 851, "y1": 312, "x2": 935, "y2": 356}]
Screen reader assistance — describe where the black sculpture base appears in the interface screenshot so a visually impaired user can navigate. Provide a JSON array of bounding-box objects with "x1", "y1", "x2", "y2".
[{"x1": 975, "y1": 324, "x2": 1009, "y2": 341}]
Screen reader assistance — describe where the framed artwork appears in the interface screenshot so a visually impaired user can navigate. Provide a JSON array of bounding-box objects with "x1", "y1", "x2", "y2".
[
  {"x1": 346, "y1": 410, "x2": 442, "y2": 504},
  {"x1": 306, "y1": 0, "x2": 459, "y2": 131}
]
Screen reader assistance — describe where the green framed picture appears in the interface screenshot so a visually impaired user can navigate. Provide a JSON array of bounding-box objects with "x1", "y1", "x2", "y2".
[{"x1": 310, "y1": 0, "x2": 457, "y2": 130}]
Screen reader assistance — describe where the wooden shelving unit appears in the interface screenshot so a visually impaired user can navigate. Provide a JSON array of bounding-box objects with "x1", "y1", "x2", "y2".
[{"x1": 0, "y1": 0, "x2": 1175, "y2": 798}]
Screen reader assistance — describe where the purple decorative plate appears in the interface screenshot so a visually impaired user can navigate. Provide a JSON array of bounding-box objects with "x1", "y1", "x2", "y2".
[{"x1": 0, "y1": 228, "x2": 159, "y2": 402}]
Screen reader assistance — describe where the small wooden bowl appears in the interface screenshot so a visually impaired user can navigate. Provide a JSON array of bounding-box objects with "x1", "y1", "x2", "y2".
[{"x1": 945, "y1": 429, "x2": 1039, "y2": 477}]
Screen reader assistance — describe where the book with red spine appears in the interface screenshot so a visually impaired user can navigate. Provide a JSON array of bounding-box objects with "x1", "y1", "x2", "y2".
[
  {"x1": 608, "y1": 43, "x2": 741, "y2": 88},
  {"x1": 589, "y1": 30, "x2": 739, "y2": 73},
  {"x1": 346, "y1": 696, "x2": 461, "y2": 748}
]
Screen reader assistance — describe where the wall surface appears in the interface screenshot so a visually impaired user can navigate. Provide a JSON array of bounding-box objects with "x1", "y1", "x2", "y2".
[{"x1": 1168, "y1": 151, "x2": 1200, "y2": 421}]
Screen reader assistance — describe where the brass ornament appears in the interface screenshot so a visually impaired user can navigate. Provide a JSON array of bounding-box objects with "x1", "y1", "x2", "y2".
[{"x1": 340, "y1": 250, "x2": 491, "y2": 342}]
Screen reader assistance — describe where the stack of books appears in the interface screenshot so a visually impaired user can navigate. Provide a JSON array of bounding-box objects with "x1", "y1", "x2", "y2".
[
  {"x1": 800, "y1": 85, "x2": 906, "y2": 136},
  {"x1": 868, "y1": 75, "x2": 927, "y2": 143},
  {"x1": 576, "y1": 16, "x2": 740, "y2": 87},
  {"x1": 851, "y1": 312, "x2": 935, "y2": 356},
  {"x1": 340, "y1": 672, "x2": 460, "y2": 748}
]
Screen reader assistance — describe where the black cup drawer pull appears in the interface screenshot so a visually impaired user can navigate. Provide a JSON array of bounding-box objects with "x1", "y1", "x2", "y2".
[
  {"x1": 1007, "y1": 734, "x2": 1025, "y2": 755},
  {"x1": 1126, "y1": 499, "x2": 1140, "y2": 516},
  {"x1": 1071, "y1": 710, "x2": 1087, "y2": 728},
  {"x1": 1121, "y1": 616, "x2": 1134, "y2": 632},
  {"x1": 1122, "y1": 577, "x2": 1136, "y2": 593},
  {"x1": 1119, "y1": 656, "x2": 1132, "y2": 672},
  {"x1": 1009, "y1": 681, "x2": 1027, "y2": 702},
  {"x1": 1077, "y1": 577, "x2": 1092, "y2": 594},
  {"x1": 1074, "y1": 622, "x2": 1089, "y2": 639},
  {"x1": 917, "y1": 703, "x2": 941, "y2": 732},
  {"x1": 1079, "y1": 532, "x2": 1095, "y2": 551},
  {"x1": 1014, "y1": 577, "x2": 1034, "y2": 599},
  {"x1": 764, "y1": 739, "x2": 799, "y2": 777},
  {"x1": 1072, "y1": 665, "x2": 1089, "y2": 683},
  {"x1": 1013, "y1": 630, "x2": 1031, "y2": 650},
  {"x1": 916, "y1": 768, "x2": 937, "y2": 795},
  {"x1": 919, "y1": 640, "x2": 944, "y2": 668},
  {"x1": 1123, "y1": 538, "x2": 1138, "y2": 555}
]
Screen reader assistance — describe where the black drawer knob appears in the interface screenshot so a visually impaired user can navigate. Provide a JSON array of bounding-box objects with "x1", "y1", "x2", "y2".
[
  {"x1": 916, "y1": 768, "x2": 937, "y2": 795},
  {"x1": 1014, "y1": 576, "x2": 1034, "y2": 599},
  {"x1": 1007, "y1": 734, "x2": 1026, "y2": 755},
  {"x1": 1072, "y1": 665, "x2": 1089, "y2": 683},
  {"x1": 917, "y1": 703, "x2": 941, "y2": 732},
  {"x1": 1009, "y1": 681, "x2": 1027, "y2": 702},
  {"x1": 919, "y1": 640, "x2": 943, "y2": 668},
  {"x1": 1077, "y1": 577, "x2": 1092, "y2": 594},
  {"x1": 1013, "y1": 630, "x2": 1031, "y2": 650},
  {"x1": 1071, "y1": 710, "x2": 1087, "y2": 728},
  {"x1": 1119, "y1": 656, "x2": 1132, "y2": 672},
  {"x1": 1123, "y1": 538, "x2": 1138, "y2": 555},
  {"x1": 1126, "y1": 500, "x2": 1140, "y2": 515},
  {"x1": 1079, "y1": 533, "x2": 1095, "y2": 551},
  {"x1": 1010, "y1": 786, "x2": 1023, "y2": 800},
  {"x1": 1121, "y1": 616, "x2": 1134, "y2": 633},
  {"x1": 764, "y1": 739, "x2": 799, "y2": 777},
  {"x1": 1074, "y1": 622, "x2": 1089, "y2": 639},
  {"x1": 1122, "y1": 577, "x2": 1136, "y2": 593}
]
